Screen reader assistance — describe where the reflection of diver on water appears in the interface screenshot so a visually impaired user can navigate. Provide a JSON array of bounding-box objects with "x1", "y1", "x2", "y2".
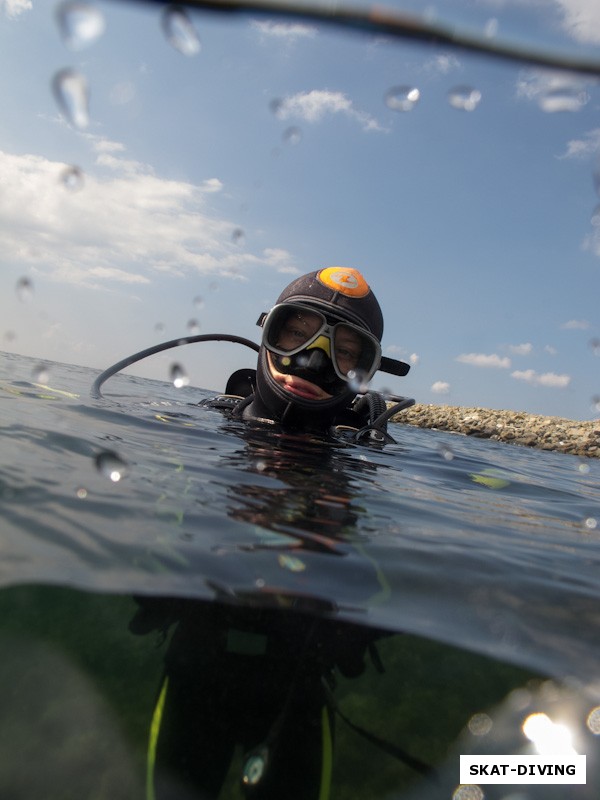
[
  {"x1": 131, "y1": 430, "x2": 388, "y2": 800},
  {"x1": 131, "y1": 424, "x2": 434, "y2": 799}
]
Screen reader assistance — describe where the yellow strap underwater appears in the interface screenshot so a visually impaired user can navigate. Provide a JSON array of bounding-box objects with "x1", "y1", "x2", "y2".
[
  {"x1": 146, "y1": 676, "x2": 169, "y2": 800},
  {"x1": 319, "y1": 705, "x2": 333, "y2": 800}
]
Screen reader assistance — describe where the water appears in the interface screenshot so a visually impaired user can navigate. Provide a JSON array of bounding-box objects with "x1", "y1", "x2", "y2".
[{"x1": 1, "y1": 352, "x2": 599, "y2": 799}]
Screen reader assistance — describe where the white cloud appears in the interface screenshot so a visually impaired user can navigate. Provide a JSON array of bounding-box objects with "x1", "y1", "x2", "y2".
[
  {"x1": 431, "y1": 381, "x2": 450, "y2": 395},
  {"x1": 553, "y1": 0, "x2": 600, "y2": 44},
  {"x1": 508, "y1": 342, "x2": 533, "y2": 356},
  {"x1": 0, "y1": 142, "x2": 281, "y2": 292},
  {"x1": 252, "y1": 20, "x2": 317, "y2": 40},
  {"x1": 545, "y1": 344, "x2": 558, "y2": 355},
  {"x1": 409, "y1": 353, "x2": 420, "y2": 365},
  {"x1": 511, "y1": 370, "x2": 571, "y2": 388},
  {"x1": 560, "y1": 319, "x2": 590, "y2": 329},
  {"x1": 558, "y1": 128, "x2": 600, "y2": 159},
  {"x1": 262, "y1": 248, "x2": 298, "y2": 273},
  {"x1": 1, "y1": 0, "x2": 31, "y2": 18},
  {"x1": 273, "y1": 90, "x2": 384, "y2": 132},
  {"x1": 456, "y1": 353, "x2": 511, "y2": 368}
]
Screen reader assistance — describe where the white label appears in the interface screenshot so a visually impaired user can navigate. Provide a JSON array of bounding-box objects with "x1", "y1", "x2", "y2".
[{"x1": 459, "y1": 755, "x2": 586, "y2": 784}]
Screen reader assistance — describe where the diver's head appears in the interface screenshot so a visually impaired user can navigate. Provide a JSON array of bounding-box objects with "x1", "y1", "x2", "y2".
[{"x1": 254, "y1": 266, "x2": 383, "y2": 428}]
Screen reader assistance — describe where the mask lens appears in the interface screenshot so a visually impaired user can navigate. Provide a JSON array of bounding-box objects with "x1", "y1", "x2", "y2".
[
  {"x1": 265, "y1": 306, "x2": 325, "y2": 353},
  {"x1": 333, "y1": 324, "x2": 378, "y2": 377},
  {"x1": 263, "y1": 304, "x2": 381, "y2": 382}
]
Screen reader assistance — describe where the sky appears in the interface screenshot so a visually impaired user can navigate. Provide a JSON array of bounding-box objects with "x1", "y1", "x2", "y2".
[{"x1": 1, "y1": 0, "x2": 600, "y2": 420}]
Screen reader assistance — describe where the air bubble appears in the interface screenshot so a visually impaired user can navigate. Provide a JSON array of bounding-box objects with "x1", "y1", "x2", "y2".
[
  {"x1": 52, "y1": 68, "x2": 90, "y2": 129},
  {"x1": 448, "y1": 86, "x2": 482, "y2": 111},
  {"x1": 170, "y1": 363, "x2": 190, "y2": 388},
  {"x1": 56, "y1": 1, "x2": 105, "y2": 50},
  {"x1": 578, "y1": 461, "x2": 590, "y2": 474},
  {"x1": 95, "y1": 450, "x2": 128, "y2": 482},
  {"x1": 452, "y1": 785, "x2": 483, "y2": 800},
  {"x1": 16, "y1": 277, "x2": 33, "y2": 302},
  {"x1": 587, "y1": 706, "x2": 600, "y2": 734},
  {"x1": 347, "y1": 369, "x2": 370, "y2": 393},
  {"x1": 60, "y1": 165, "x2": 84, "y2": 191},
  {"x1": 283, "y1": 126, "x2": 302, "y2": 145},
  {"x1": 187, "y1": 319, "x2": 200, "y2": 335},
  {"x1": 76, "y1": 487, "x2": 88, "y2": 498},
  {"x1": 385, "y1": 86, "x2": 420, "y2": 112},
  {"x1": 468, "y1": 712, "x2": 493, "y2": 736},
  {"x1": 32, "y1": 363, "x2": 50, "y2": 383},
  {"x1": 583, "y1": 517, "x2": 598, "y2": 531},
  {"x1": 162, "y1": 6, "x2": 201, "y2": 56}
]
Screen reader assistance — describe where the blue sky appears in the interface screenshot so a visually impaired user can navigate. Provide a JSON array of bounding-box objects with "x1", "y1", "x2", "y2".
[{"x1": 1, "y1": 0, "x2": 600, "y2": 420}]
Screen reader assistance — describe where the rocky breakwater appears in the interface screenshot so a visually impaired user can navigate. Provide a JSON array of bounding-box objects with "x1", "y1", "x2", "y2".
[{"x1": 391, "y1": 404, "x2": 600, "y2": 458}]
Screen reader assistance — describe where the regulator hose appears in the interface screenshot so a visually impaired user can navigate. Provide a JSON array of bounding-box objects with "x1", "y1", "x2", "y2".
[{"x1": 90, "y1": 334, "x2": 260, "y2": 399}]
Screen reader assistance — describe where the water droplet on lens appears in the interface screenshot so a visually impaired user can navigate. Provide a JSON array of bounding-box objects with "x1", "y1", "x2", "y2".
[
  {"x1": 347, "y1": 369, "x2": 370, "y2": 393},
  {"x1": 589, "y1": 338, "x2": 600, "y2": 356},
  {"x1": 578, "y1": 461, "x2": 590, "y2": 474},
  {"x1": 162, "y1": 6, "x2": 201, "y2": 56},
  {"x1": 591, "y1": 395, "x2": 600, "y2": 414},
  {"x1": 60, "y1": 165, "x2": 84, "y2": 190},
  {"x1": 16, "y1": 277, "x2": 33, "y2": 302},
  {"x1": 155, "y1": 322, "x2": 165, "y2": 334},
  {"x1": 385, "y1": 85, "x2": 420, "y2": 112},
  {"x1": 483, "y1": 18, "x2": 498, "y2": 38},
  {"x1": 193, "y1": 295, "x2": 204, "y2": 309},
  {"x1": 95, "y1": 450, "x2": 128, "y2": 482},
  {"x1": 269, "y1": 98, "x2": 284, "y2": 118},
  {"x1": 242, "y1": 747, "x2": 269, "y2": 786},
  {"x1": 32, "y1": 363, "x2": 50, "y2": 383},
  {"x1": 170, "y1": 363, "x2": 190, "y2": 388},
  {"x1": 583, "y1": 516, "x2": 597, "y2": 531},
  {"x1": 283, "y1": 126, "x2": 302, "y2": 144},
  {"x1": 232, "y1": 227, "x2": 245, "y2": 245},
  {"x1": 209, "y1": 281, "x2": 219, "y2": 291},
  {"x1": 539, "y1": 82, "x2": 587, "y2": 113},
  {"x1": 52, "y1": 68, "x2": 90, "y2": 128},
  {"x1": 448, "y1": 86, "x2": 482, "y2": 111},
  {"x1": 76, "y1": 486, "x2": 88, "y2": 498},
  {"x1": 187, "y1": 319, "x2": 200, "y2": 335},
  {"x1": 438, "y1": 444, "x2": 454, "y2": 461},
  {"x1": 56, "y1": 1, "x2": 105, "y2": 50}
]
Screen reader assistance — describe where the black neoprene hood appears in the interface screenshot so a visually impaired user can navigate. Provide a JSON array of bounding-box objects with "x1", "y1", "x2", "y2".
[{"x1": 275, "y1": 267, "x2": 384, "y2": 340}]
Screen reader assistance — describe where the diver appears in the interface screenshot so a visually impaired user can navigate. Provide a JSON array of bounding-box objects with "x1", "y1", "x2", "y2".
[
  {"x1": 98, "y1": 266, "x2": 420, "y2": 799},
  {"x1": 206, "y1": 265, "x2": 413, "y2": 442},
  {"x1": 91, "y1": 265, "x2": 414, "y2": 442}
]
